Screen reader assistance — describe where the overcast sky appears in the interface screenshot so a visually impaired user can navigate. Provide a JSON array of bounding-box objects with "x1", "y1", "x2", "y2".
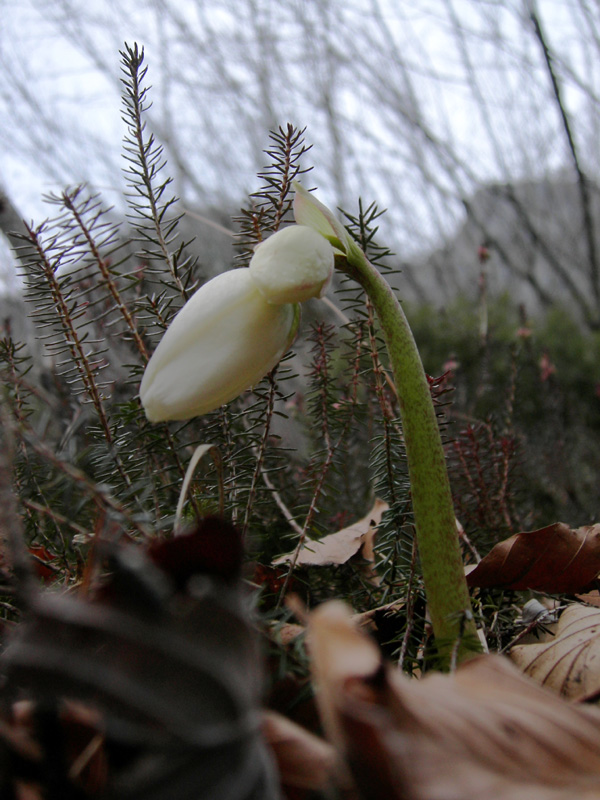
[{"x1": 0, "y1": 0, "x2": 597, "y2": 290}]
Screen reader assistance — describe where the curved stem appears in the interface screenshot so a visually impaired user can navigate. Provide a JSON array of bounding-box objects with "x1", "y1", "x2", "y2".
[{"x1": 340, "y1": 251, "x2": 479, "y2": 666}]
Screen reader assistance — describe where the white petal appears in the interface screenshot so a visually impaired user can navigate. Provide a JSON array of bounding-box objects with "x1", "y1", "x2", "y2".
[
  {"x1": 140, "y1": 269, "x2": 298, "y2": 421},
  {"x1": 292, "y1": 182, "x2": 348, "y2": 248},
  {"x1": 249, "y1": 225, "x2": 334, "y2": 304}
]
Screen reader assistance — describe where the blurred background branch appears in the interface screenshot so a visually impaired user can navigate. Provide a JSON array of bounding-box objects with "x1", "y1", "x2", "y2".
[{"x1": 0, "y1": 0, "x2": 598, "y2": 323}]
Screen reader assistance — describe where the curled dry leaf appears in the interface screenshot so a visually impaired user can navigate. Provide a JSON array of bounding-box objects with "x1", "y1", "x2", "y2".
[
  {"x1": 577, "y1": 590, "x2": 600, "y2": 608},
  {"x1": 272, "y1": 599, "x2": 406, "y2": 652},
  {"x1": 510, "y1": 603, "x2": 600, "y2": 701},
  {"x1": 466, "y1": 522, "x2": 600, "y2": 593},
  {"x1": 307, "y1": 600, "x2": 600, "y2": 800},
  {"x1": 261, "y1": 711, "x2": 340, "y2": 794},
  {"x1": 273, "y1": 498, "x2": 388, "y2": 568}
]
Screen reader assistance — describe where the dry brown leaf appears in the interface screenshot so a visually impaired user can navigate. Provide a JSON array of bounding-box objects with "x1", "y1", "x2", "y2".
[
  {"x1": 273, "y1": 499, "x2": 388, "y2": 568},
  {"x1": 274, "y1": 622, "x2": 305, "y2": 646},
  {"x1": 466, "y1": 522, "x2": 600, "y2": 593},
  {"x1": 273, "y1": 599, "x2": 406, "y2": 654},
  {"x1": 577, "y1": 590, "x2": 600, "y2": 608},
  {"x1": 510, "y1": 603, "x2": 600, "y2": 700},
  {"x1": 261, "y1": 710, "x2": 341, "y2": 795},
  {"x1": 307, "y1": 600, "x2": 600, "y2": 800},
  {"x1": 307, "y1": 600, "x2": 382, "y2": 753}
]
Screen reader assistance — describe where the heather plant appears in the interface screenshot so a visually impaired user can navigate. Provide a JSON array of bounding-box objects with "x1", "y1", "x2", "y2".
[
  {"x1": 408, "y1": 295, "x2": 600, "y2": 533},
  {"x1": 1, "y1": 42, "x2": 598, "y2": 656}
]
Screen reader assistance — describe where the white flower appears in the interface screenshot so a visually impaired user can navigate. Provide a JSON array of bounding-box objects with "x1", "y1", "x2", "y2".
[
  {"x1": 140, "y1": 269, "x2": 299, "y2": 422},
  {"x1": 249, "y1": 224, "x2": 334, "y2": 304},
  {"x1": 140, "y1": 222, "x2": 337, "y2": 422}
]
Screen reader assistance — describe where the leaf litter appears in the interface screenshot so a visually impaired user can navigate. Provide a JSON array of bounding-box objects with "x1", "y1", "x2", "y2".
[
  {"x1": 305, "y1": 600, "x2": 600, "y2": 800},
  {"x1": 510, "y1": 603, "x2": 600, "y2": 700},
  {"x1": 273, "y1": 498, "x2": 387, "y2": 568},
  {"x1": 466, "y1": 522, "x2": 600, "y2": 593},
  {"x1": 7, "y1": 514, "x2": 600, "y2": 797}
]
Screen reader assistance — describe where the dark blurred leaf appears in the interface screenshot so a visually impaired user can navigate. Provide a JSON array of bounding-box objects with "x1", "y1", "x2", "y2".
[
  {"x1": 1, "y1": 526, "x2": 278, "y2": 799},
  {"x1": 148, "y1": 517, "x2": 244, "y2": 588}
]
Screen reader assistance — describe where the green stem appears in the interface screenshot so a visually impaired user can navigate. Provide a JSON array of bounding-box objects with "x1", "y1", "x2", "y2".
[{"x1": 340, "y1": 251, "x2": 479, "y2": 667}]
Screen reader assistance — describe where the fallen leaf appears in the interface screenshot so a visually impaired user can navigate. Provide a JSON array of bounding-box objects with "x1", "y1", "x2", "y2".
[
  {"x1": 510, "y1": 603, "x2": 600, "y2": 700},
  {"x1": 577, "y1": 590, "x2": 600, "y2": 608},
  {"x1": 307, "y1": 600, "x2": 600, "y2": 800},
  {"x1": 307, "y1": 600, "x2": 381, "y2": 753},
  {"x1": 274, "y1": 622, "x2": 305, "y2": 646},
  {"x1": 28, "y1": 545, "x2": 61, "y2": 583},
  {"x1": 466, "y1": 522, "x2": 600, "y2": 593},
  {"x1": 273, "y1": 499, "x2": 388, "y2": 567},
  {"x1": 261, "y1": 711, "x2": 342, "y2": 795}
]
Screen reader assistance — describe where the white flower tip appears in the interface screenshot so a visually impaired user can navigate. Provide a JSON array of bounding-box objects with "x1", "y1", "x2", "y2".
[{"x1": 292, "y1": 182, "x2": 347, "y2": 249}]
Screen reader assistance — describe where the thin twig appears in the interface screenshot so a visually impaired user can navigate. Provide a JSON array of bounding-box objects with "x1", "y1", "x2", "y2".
[
  {"x1": 528, "y1": 1, "x2": 600, "y2": 317},
  {"x1": 276, "y1": 323, "x2": 365, "y2": 606},
  {"x1": 122, "y1": 44, "x2": 189, "y2": 301},
  {"x1": 260, "y1": 467, "x2": 303, "y2": 537},
  {"x1": 398, "y1": 538, "x2": 419, "y2": 671},
  {"x1": 242, "y1": 370, "x2": 279, "y2": 540},
  {"x1": 62, "y1": 190, "x2": 149, "y2": 361},
  {"x1": 20, "y1": 423, "x2": 151, "y2": 538}
]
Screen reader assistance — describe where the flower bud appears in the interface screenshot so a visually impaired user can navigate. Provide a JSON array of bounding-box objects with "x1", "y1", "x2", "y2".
[
  {"x1": 249, "y1": 225, "x2": 334, "y2": 304},
  {"x1": 140, "y1": 269, "x2": 299, "y2": 422}
]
